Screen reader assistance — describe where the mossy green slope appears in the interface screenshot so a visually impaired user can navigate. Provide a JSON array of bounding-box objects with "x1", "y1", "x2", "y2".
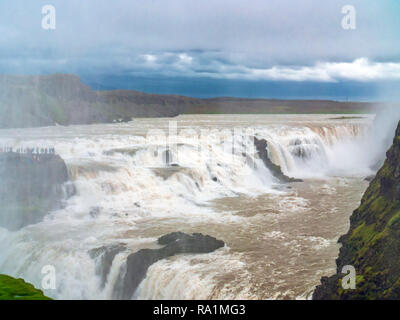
[
  {"x1": 0, "y1": 275, "x2": 51, "y2": 300},
  {"x1": 313, "y1": 121, "x2": 400, "y2": 299}
]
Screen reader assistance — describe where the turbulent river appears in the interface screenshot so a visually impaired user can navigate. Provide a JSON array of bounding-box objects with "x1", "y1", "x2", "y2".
[{"x1": 0, "y1": 114, "x2": 377, "y2": 299}]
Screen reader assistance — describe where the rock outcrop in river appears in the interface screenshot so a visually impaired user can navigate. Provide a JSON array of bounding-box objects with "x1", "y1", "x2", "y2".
[
  {"x1": 313, "y1": 121, "x2": 400, "y2": 299},
  {"x1": 254, "y1": 137, "x2": 302, "y2": 183},
  {"x1": 112, "y1": 232, "x2": 224, "y2": 299},
  {"x1": 89, "y1": 244, "x2": 127, "y2": 289},
  {"x1": 0, "y1": 152, "x2": 72, "y2": 230}
]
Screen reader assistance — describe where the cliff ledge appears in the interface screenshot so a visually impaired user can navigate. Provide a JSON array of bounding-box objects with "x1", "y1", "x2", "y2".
[
  {"x1": 313, "y1": 121, "x2": 400, "y2": 299},
  {"x1": 0, "y1": 275, "x2": 51, "y2": 300}
]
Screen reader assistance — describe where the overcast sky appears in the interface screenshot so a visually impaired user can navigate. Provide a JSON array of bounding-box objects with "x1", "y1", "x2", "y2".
[{"x1": 1, "y1": 0, "x2": 399, "y2": 99}]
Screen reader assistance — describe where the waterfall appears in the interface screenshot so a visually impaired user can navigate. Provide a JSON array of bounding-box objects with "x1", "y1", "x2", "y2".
[
  {"x1": 0, "y1": 115, "x2": 376, "y2": 299},
  {"x1": 258, "y1": 124, "x2": 372, "y2": 178}
]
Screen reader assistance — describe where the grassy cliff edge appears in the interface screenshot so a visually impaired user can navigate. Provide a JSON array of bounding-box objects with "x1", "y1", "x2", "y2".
[
  {"x1": 0, "y1": 275, "x2": 51, "y2": 300},
  {"x1": 313, "y1": 121, "x2": 400, "y2": 299}
]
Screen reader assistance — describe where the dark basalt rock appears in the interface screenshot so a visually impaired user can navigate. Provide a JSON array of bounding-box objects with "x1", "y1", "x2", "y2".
[
  {"x1": 89, "y1": 244, "x2": 126, "y2": 289},
  {"x1": 364, "y1": 174, "x2": 375, "y2": 182},
  {"x1": 0, "y1": 152, "x2": 72, "y2": 230},
  {"x1": 163, "y1": 149, "x2": 172, "y2": 165},
  {"x1": 253, "y1": 137, "x2": 302, "y2": 183},
  {"x1": 89, "y1": 206, "x2": 101, "y2": 218},
  {"x1": 113, "y1": 232, "x2": 225, "y2": 300},
  {"x1": 313, "y1": 121, "x2": 400, "y2": 300}
]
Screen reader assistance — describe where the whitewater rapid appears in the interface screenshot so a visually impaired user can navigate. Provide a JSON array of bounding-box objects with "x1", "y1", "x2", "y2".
[{"x1": 0, "y1": 114, "x2": 376, "y2": 299}]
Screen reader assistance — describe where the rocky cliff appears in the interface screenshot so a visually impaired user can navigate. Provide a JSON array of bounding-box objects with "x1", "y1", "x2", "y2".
[
  {"x1": 0, "y1": 152, "x2": 73, "y2": 230},
  {"x1": 313, "y1": 121, "x2": 400, "y2": 299}
]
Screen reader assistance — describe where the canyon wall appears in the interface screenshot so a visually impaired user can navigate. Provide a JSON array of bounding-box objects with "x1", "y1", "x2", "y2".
[{"x1": 314, "y1": 121, "x2": 400, "y2": 299}]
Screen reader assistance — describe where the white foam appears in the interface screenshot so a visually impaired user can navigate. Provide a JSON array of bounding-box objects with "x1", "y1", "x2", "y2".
[{"x1": 0, "y1": 115, "x2": 376, "y2": 299}]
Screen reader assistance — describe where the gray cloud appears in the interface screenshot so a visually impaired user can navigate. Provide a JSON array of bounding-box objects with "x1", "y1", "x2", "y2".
[{"x1": 0, "y1": 0, "x2": 399, "y2": 80}]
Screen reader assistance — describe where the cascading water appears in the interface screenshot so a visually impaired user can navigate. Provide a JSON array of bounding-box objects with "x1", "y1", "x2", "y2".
[
  {"x1": 0, "y1": 114, "x2": 377, "y2": 299},
  {"x1": 259, "y1": 124, "x2": 373, "y2": 178}
]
